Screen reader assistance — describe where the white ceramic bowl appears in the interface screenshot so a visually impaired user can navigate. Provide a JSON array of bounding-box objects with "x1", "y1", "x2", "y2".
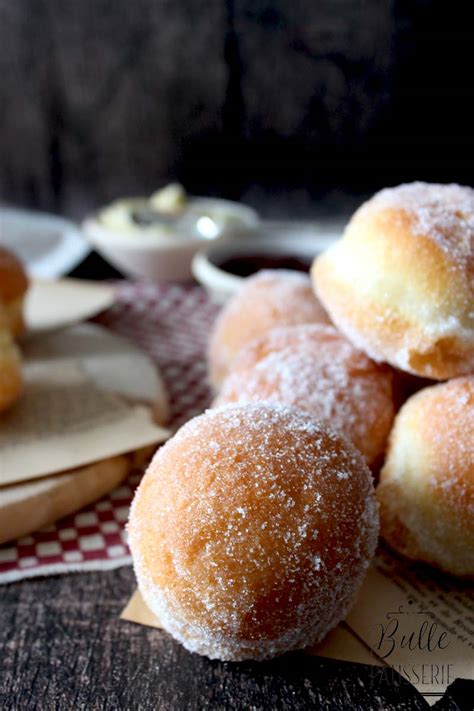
[
  {"x1": 192, "y1": 223, "x2": 338, "y2": 303},
  {"x1": 83, "y1": 198, "x2": 259, "y2": 282}
]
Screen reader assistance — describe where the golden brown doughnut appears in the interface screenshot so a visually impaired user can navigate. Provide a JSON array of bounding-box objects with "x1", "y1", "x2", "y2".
[
  {"x1": 208, "y1": 270, "x2": 330, "y2": 389},
  {"x1": 0, "y1": 303, "x2": 22, "y2": 413},
  {"x1": 129, "y1": 403, "x2": 379, "y2": 660},
  {"x1": 214, "y1": 324, "x2": 395, "y2": 470},
  {"x1": 0, "y1": 247, "x2": 29, "y2": 338},
  {"x1": 312, "y1": 182, "x2": 474, "y2": 380},
  {"x1": 377, "y1": 377, "x2": 474, "y2": 578}
]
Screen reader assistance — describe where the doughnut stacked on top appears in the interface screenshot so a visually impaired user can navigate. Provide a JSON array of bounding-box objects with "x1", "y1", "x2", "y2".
[
  {"x1": 0, "y1": 247, "x2": 27, "y2": 412},
  {"x1": 312, "y1": 182, "x2": 474, "y2": 379},
  {"x1": 0, "y1": 247, "x2": 29, "y2": 338}
]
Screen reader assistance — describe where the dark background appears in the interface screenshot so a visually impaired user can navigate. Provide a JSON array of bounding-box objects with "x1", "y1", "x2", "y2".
[{"x1": 0, "y1": 0, "x2": 473, "y2": 218}]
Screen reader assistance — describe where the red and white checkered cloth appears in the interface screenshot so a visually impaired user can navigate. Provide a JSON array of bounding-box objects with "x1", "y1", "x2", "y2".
[{"x1": 0, "y1": 282, "x2": 219, "y2": 584}]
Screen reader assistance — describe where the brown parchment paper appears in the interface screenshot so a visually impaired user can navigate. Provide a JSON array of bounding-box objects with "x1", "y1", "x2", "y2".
[{"x1": 0, "y1": 323, "x2": 170, "y2": 487}]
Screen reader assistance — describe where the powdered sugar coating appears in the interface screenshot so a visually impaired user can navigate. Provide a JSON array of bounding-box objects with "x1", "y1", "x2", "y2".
[
  {"x1": 361, "y1": 182, "x2": 474, "y2": 264},
  {"x1": 129, "y1": 403, "x2": 379, "y2": 660},
  {"x1": 208, "y1": 270, "x2": 330, "y2": 389},
  {"x1": 214, "y1": 324, "x2": 394, "y2": 468}
]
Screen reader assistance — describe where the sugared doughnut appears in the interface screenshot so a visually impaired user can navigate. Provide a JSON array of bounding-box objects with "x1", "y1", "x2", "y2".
[
  {"x1": 214, "y1": 324, "x2": 395, "y2": 469},
  {"x1": 312, "y1": 182, "x2": 474, "y2": 379},
  {"x1": 208, "y1": 270, "x2": 330, "y2": 389},
  {"x1": 377, "y1": 378, "x2": 474, "y2": 578},
  {"x1": 0, "y1": 304, "x2": 22, "y2": 413},
  {"x1": 0, "y1": 247, "x2": 29, "y2": 338},
  {"x1": 129, "y1": 403, "x2": 379, "y2": 660}
]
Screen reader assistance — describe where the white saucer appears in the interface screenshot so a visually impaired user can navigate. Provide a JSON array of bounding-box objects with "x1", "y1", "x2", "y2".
[{"x1": 0, "y1": 207, "x2": 89, "y2": 278}]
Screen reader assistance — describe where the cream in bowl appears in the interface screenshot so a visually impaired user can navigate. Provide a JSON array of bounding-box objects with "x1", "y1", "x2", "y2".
[{"x1": 83, "y1": 184, "x2": 259, "y2": 282}]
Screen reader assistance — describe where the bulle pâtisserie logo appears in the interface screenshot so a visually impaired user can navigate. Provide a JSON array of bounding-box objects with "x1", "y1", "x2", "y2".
[{"x1": 370, "y1": 599, "x2": 455, "y2": 693}]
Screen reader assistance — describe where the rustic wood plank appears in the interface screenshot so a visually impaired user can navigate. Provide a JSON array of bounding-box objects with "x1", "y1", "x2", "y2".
[{"x1": 0, "y1": 566, "x2": 444, "y2": 710}]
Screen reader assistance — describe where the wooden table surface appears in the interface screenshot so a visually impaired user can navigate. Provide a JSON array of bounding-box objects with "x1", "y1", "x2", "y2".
[{"x1": 1, "y1": 565, "x2": 472, "y2": 710}]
